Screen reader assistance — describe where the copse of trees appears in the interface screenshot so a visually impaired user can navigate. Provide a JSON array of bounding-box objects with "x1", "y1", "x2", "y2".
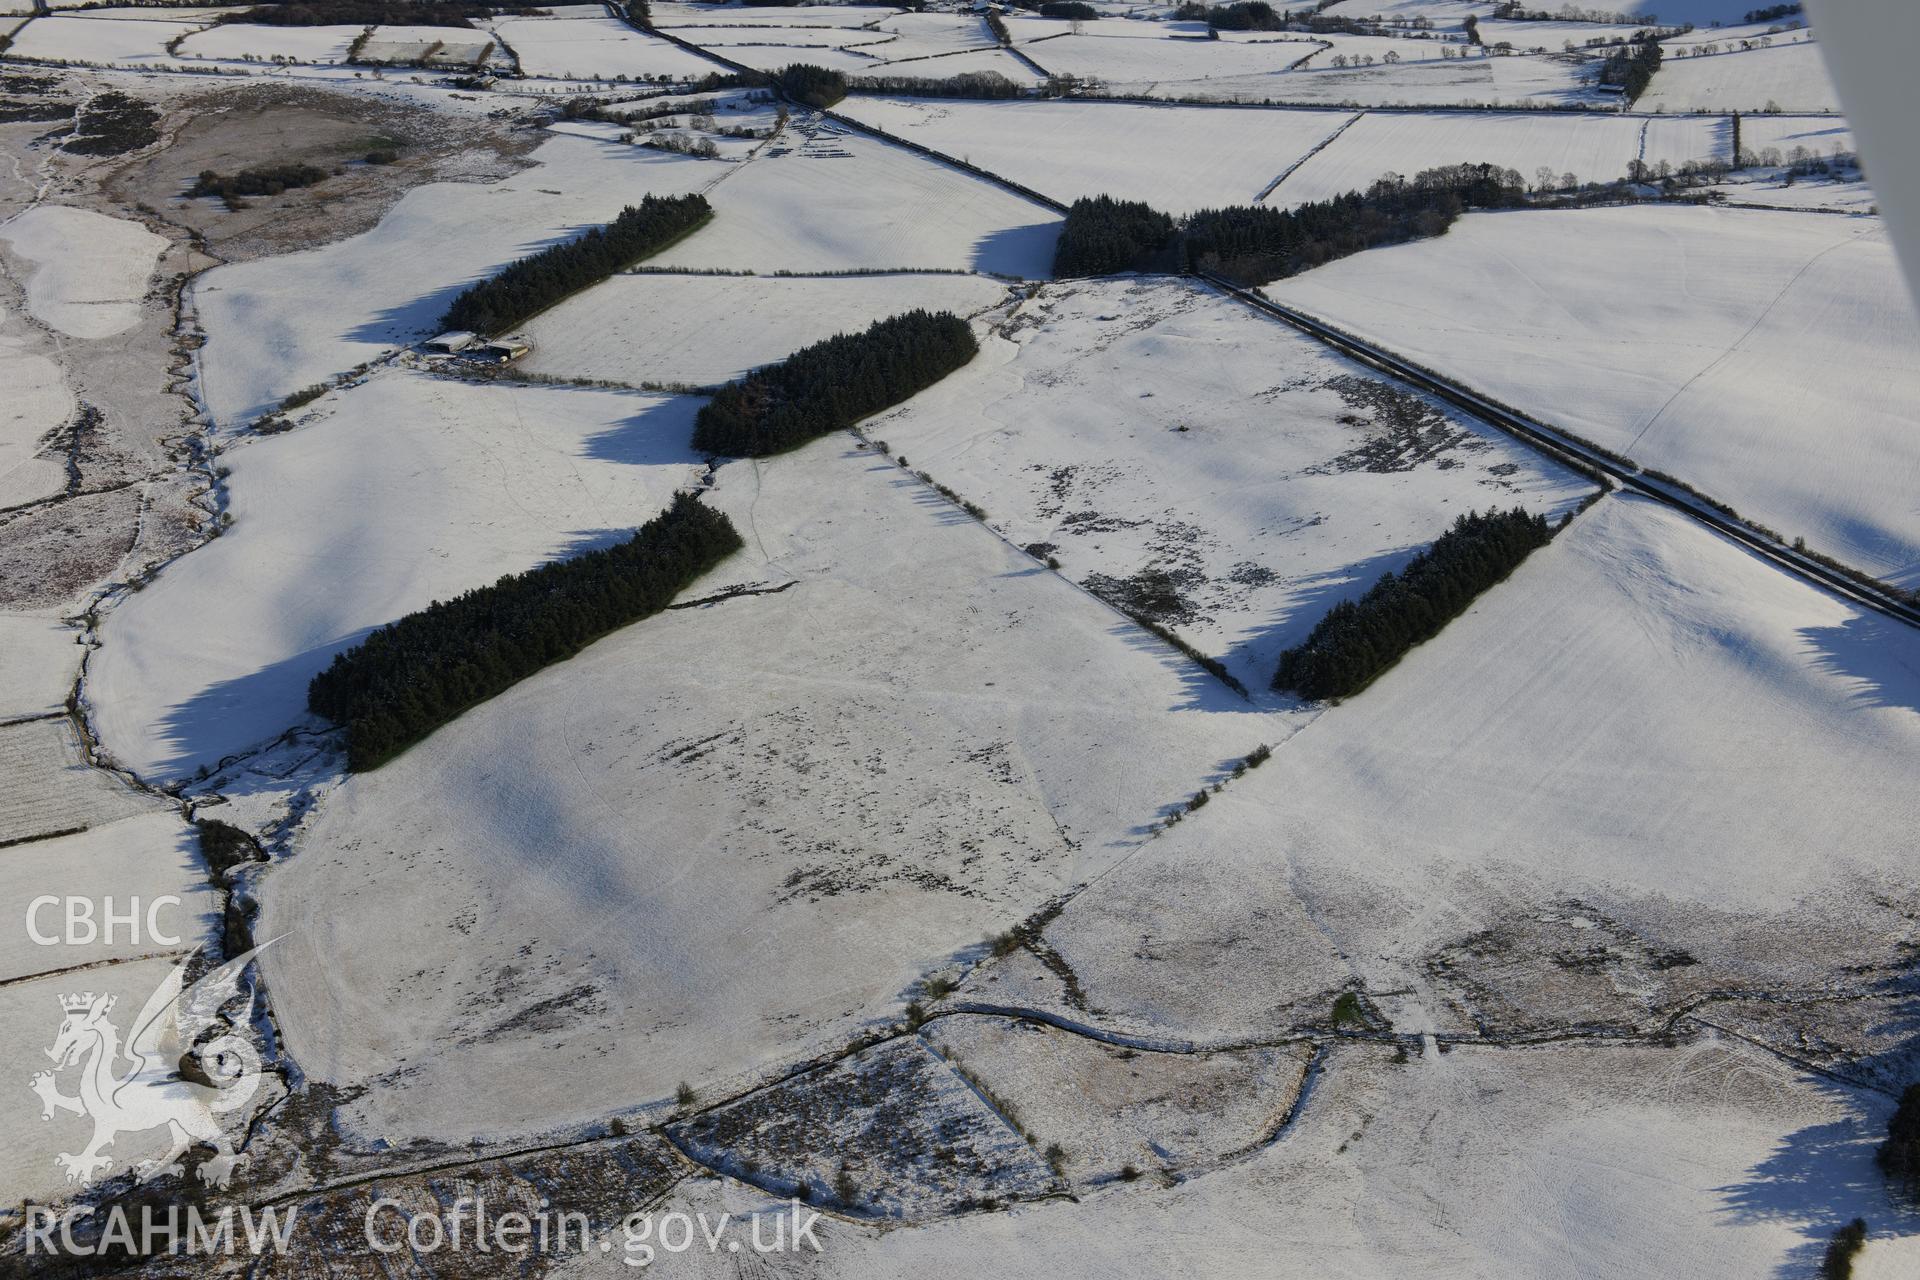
[
  {"x1": 441, "y1": 193, "x2": 710, "y2": 335},
  {"x1": 1881, "y1": 1083, "x2": 1920, "y2": 1200},
  {"x1": 1053, "y1": 195, "x2": 1179, "y2": 277},
  {"x1": 851, "y1": 70, "x2": 1027, "y2": 99},
  {"x1": 1187, "y1": 162, "x2": 1526, "y2": 284},
  {"x1": 1745, "y1": 3, "x2": 1801, "y2": 21},
  {"x1": 693, "y1": 311, "x2": 978, "y2": 457},
  {"x1": 1273, "y1": 507, "x2": 1556, "y2": 701},
  {"x1": 308, "y1": 495, "x2": 743, "y2": 770},
  {"x1": 1598, "y1": 35, "x2": 1662, "y2": 103},
  {"x1": 1039, "y1": 2, "x2": 1098, "y2": 17},
  {"x1": 223, "y1": 1, "x2": 523, "y2": 27},
  {"x1": 777, "y1": 63, "x2": 848, "y2": 108},
  {"x1": 1176, "y1": 0, "x2": 1285, "y2": 31}
]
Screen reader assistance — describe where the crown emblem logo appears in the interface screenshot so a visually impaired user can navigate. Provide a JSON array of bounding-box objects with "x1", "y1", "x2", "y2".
[{"x1": 58, "y1": 992, "x2": 99, "y2": 1014}]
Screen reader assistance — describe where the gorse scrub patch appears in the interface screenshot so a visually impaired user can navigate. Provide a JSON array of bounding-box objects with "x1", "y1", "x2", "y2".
[
  {"x1": 1053, "y1": 196, "x2": 1178, "y2": 278},
  {"x1": 1273, "y1": 507, "x2": 1555, "y2": 702},
  {"x1": 440, "y1": 193, "x2": 711, "y2": 336},
  {"x1": 692, "y1": 311, "x2": 979, "y2": 458},
  {"x1": 190, "y1": 163, "x2": 332, "y2": 208},
  {"x1": 308, "y1": 495, "x2": 743, "y2": 770}
]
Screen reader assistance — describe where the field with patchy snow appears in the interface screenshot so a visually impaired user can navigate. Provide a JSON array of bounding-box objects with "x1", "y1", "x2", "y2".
[
  {"x1": 1, "y1": 205, "x2": 165, "y2": 340},
  {"x1": 90, "y1": 370, "x2": 705, "y2": 783},
  {"x1": 1271, "y1": 205, "x2": 1920, "y2": 587},
  {"x1": 870, "y1": 276, "x2": 1591, "y2": 691},
  {"x1": 257, "y1": 433, "x2": 1288, "y2": 1146}
]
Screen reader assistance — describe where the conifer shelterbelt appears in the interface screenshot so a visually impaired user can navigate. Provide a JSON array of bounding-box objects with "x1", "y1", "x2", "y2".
[
  {"x1": 692, "y1": 310, "x2": 979, "y2": 457},
  {"x1": 308, "y1": 495, "x2": 743, "y2": 771},
  {"x1": 440, "y1": 193, "x2": 712, "y2": 336},
  {"x1": 1273, "y1": 507, "x2": 1556, "y2": 701},
  {"x1": 1187, "y1": 162, "x2": 1527, "y2": 285},
  {"x1": 1053, "y1": 196, "x2": 1179, "y2": 277}
]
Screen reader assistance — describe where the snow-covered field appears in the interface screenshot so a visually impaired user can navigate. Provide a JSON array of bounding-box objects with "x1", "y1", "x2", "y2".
[
  {"x1": 173, "y1": 22, "x2": 362, "y2": 65},
  {"x1": 257, "y1": 432, "x2": 1288, "y2": 1146},
  {"x1": 652, "y1": 2, "x2": 900, "y2": 28},
  {"x1": 520, "y1": 271, "x2": 1012, "y2": 388},
  {"x1": 1743, "y1": 114, "x2": 1856, "y2": 161},
  {"x1": 0, "y1": 311, "x2": 71, "y2": 509},
  {"x1": 651, "y1": 118, "x2": 1060, "y2": 276},
  {"x1": 1639, "y1": 40, "x2": 1841, "y2": 113},
  {"x1": 870, "y1": 277, "x2": 1592, "y2": 690},
  {"x1": 0, "y1": 206, "x2": 165, "y2": 340},
  {"x1": 486, "y1": 15, "x2": 722, "y2": 80},
  {"x1": 0, "y1": 615, "x2": 80, "y2": 719},
  {"x1": 1019, "y1": 29, "x2": 1329, "y2": 88},
  {"x1": 837, "y1": 96, "x2": 1354, "y2": 214},
  {"x1": 1269, "y1": 110, "x2": 1720, "y2": 206},
  {"x1": 1148, "y1": 49, "x2": 1591, "y2": 106},
  {"x1": 992, "y1": 492, "x2": 1920, "y2": 1050},
  {"x1": 558, "y1": 1038, "x2": 1920, "y2": 1279},
  {"x1": 5, "y1": 11, "x2": 213, "y2": 66},
  {"x1": 1317, "y1": 0, "x2": 1491, "y2": 25},
  {"x1": 90, "y1": 371, "x2": 706, "y2": 782},
  {"x1": 192, "y1": 132, "x2": 710, "y2": 428},
  {"x1": 1271, "y1": 205, "x2": 1920, "y2": 586}
]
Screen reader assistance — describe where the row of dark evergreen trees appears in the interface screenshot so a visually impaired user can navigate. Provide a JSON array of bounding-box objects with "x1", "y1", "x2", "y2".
[
  {"x1": 190, "y1": 163, "x2": 331, "y2": 204},
  {"x1": 1272, "y1": 508, "x2": 1555, "y2": 701},
  {"x1": 225, "y1": 1, "x2": 513, "y2": 28},
  {"x1": 1186, "y1": 162, "x2": 1526, "y2": 283},
  {"x1": 1599, "y1": 37, "x2": 1662, "y2": 102},
  {"x1": 308, "y1": 495, "x2": 743, "y2": 771},
  {"x1": 1056, "y1": 164, "x2": 1526, "y2": 284},
  {"x1": 1053, "y1": 196, "x2": 1178, "y2": 277},
  {"x1": 440, "y1": 193, "x2": 711, "y2": 335},
  {"x1": 693, "y1": 310, "x2": 978, "y2": 456}
]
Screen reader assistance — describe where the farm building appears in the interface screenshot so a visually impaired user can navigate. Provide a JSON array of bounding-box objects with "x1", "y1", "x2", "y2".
[{"x1": 424, "y1": 331, "x2": 477, "y2": 353}]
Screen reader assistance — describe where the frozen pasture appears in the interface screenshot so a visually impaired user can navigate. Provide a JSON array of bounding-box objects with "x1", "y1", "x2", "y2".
[
  {"x1": 1663, "y1": 18, "x2": 1815, "y2": 50},
  {"x1": 1316, "y1": 0, "x2": 1492, "y2": 26},
  {"x1": 0, "y1": 311, "x2": 72, "y2": 509},
  {"x1": 1272, "y1": 205, "x2": 1920, "y2": 586},
  {"x1": 356, "y1": 24, "x2": 497, "y2": 67},
  {"x1": 89, "y1": 370, "x2": 706, "y2": 783},
  {"x1": 863, "y1": 11, "x2": 996, "y2": 59},
  {"x1": 0, "y1": 714, "x2": 161, "y2": 846},
  {"x1": 0, "y1": 614, "x2": 80, "y2": 718},
  {"x1": 651, "y1": 119, "x2": 1060, "y2": 276},
  {"x1": 1742, "y1": 113, "x2": 1855, "y2": 162},
  {"x1": 1158, "y1": 48, "x2": 1592, "y2": 105},
  {"x1": 708, "y1": 42, "x2": 886, "y2": 73},
  {"x1": 1016, "y1": 29, "x2": 1328, "y2": 89},
  {"x1": 651, "y1": 2, "x2": 901, "y2": 28},
  {"x1": 0, "y1": 205, "x2": 165, "y2": 340},
  {"x1": 174, "y1": 21, "x2": 363, "y2": 65},
  {"x1": 1268, "y1": 109, "x2": 1718, "y2": 206},
  {"x1": 519, "y1": 271, "x2": 1012, "y2": 388},
  {"x1": 485, "y1": 15, "x2": 724, "y2": 80},
  {"x1": 561, "y1": 1039, "x2": 1920, "y2": 1279},
  {"x1": 1639, "y1": 39, "x2": 1841, "y2": 113},
  {"x1": 0, "y1": 812, "x2": 217, "y2": 982},
  {"x1": 837, "y1": 96, "x2": 1355, "y2": 215},
  {"x1": 192, "y1": 132, "x2": 710, "y2": 428},
  {"x1": 997, "y1": 493, "x2": 1920, "y2": 1053},
  {"x1": 256, "y1": 433, "x2": 1288, "y2": 1147},
  {"x1": 5, "y1": 10, "x2": 214, "y2": 67},
  {"x1": 859, "y1": 46, "x2": 1043, "y2": 83},
  {"x1": 867, "y1": 277, "x2": 1591, "y2": 691}
]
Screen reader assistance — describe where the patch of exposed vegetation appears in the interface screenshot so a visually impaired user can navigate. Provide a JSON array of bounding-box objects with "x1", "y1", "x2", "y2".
[
  {"x1": 64, "y1": 92, "x2": 161, "y2": 156},
  {"x1": 190, "y1": 162, "x2": 334, "y2": 209}
]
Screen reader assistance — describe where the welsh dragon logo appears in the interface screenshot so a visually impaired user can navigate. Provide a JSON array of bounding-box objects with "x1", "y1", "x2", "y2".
[{"x1": 28, "y1": 944, "x2": 272, "y2": 1190}]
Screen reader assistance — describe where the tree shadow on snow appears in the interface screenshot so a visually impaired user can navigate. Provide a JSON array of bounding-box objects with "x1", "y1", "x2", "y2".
[
  {"x1": 580, "y1": 393, "x2": 704, "y2": 467},
  {"x1": 1716, "y1": 1076, "x2": 1920, "y2": 1279},
  {"x1": 152, "y1": 527, "x2": 644, "y2": 782},
  {"x1": 1800, "y1": 613, "x2": 1920, "y2": 717},
  {"x1": 970, "y1": 219, "x2": 1063, "y2": 280},
  {"x1": 343, "y1": 222, "x2": 609, "y2": 347}
]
